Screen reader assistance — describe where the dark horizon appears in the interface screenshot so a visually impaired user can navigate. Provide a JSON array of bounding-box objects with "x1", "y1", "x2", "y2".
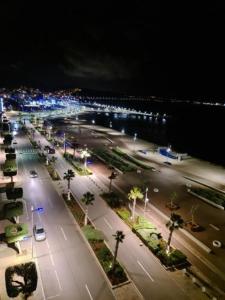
[{"x1": 0, "y1": 3, "x2": 225, "y2": 94}]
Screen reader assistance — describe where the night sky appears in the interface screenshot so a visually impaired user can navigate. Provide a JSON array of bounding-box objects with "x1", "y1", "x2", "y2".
[{"x1": 0, "y1": 2, "x2": 224, "y2": 94}]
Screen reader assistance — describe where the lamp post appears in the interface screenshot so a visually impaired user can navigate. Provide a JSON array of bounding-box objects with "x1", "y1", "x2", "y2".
[
  {"x1": 48, "y1": 126, "x2": 52, "y2": 139},
  {"x1": 144, "y1": 187, "x2": 149, "y2": 214},
  {"x1": 133, "y1": 133, "x2": 137, "y2": 151},
  {"x1": 63, "y1": 132, "x2": 66, "y2": 154}
]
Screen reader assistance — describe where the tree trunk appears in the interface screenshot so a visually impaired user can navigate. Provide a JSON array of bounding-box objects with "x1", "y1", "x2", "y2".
[
  {"x1": 167, "y1": 228, "x2": 173, "y2": 253},
  {"x1": 84, "y1": 208, "x2": 88, "y2": 226},
  {"x1": 67, "y1": 190, "x2": 71, "y2": 201},
  {"x1": 132, "y1": 198, "x2": 136, "y2": 220},
  {"x1": 112, "y1": 241, "x2": 119, "y2": 271}
]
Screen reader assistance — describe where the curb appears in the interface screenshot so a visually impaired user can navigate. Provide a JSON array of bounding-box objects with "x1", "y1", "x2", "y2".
[
  {"x1": 188, "y1": 190, "x2": 224, "y2": 210},
  {"x1": 184, "y1": 176, "x2": 225, "y2": 195}
]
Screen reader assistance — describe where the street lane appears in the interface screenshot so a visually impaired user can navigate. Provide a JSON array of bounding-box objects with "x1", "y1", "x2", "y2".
[
  {"x1": 15, "y1": 128, "x2": 115, "y2": 300},
  {"x1": 27, "y1": 119, "x2": 210, "y2": 299}
]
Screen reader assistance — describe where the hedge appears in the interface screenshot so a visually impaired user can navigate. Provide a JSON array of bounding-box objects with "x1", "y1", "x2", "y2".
[
  {"x1": 93, "y1": 148, "x2": 136, "y2": 172},
  {"x1": 5, "y1": 223, "x2": 28, "y2": 244},
  {"x1": 192, "y1": 187, "x2": 225, "y2": 208}
]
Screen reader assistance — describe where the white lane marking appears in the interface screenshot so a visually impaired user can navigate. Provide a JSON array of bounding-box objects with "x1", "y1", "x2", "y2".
[
  {"x1": 47, "y1": 294, "x2": 60, "y2": 299},
  {"x1": 85, "y1": 284, "x2": 94, "y2": 300},
  {"x1": 54, "y1": 270, "x2": 62, "y2": 291},
  {"x1": 103, "y1": 217, "x2": 113, "y2": 229},
  {"x1": 59, "y1": 226, "x2": 67, "y2": 241},
  {"x1": 137, "y1": 260, "x2": 154, "y2": 282},
  {"x1": 209, "y1": 224, "x2": 220, "y2": 231},
  {"x1": 50, "y1": 254, "x2": 55, "y2": 266},
  {"x1": 46, "y1": 240, "x2": 50, "y2": 249},
  {"x1": 35, "y1": 258, "x2": 46, "y2": 300}
]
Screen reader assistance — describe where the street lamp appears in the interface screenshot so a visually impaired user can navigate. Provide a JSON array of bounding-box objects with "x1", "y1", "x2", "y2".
[
  {"x1": 63, "y1": 132, "x2": 66, "y2": 154},
  {"x1": 133, "y1": 133, "x2": 137, "y2": 151},
  {"x1": 144, "y1": 187, "x2": 149, "y2": 213},
  {"x1": 92, "y1": 119, "x2": 95, "y2": 124}
]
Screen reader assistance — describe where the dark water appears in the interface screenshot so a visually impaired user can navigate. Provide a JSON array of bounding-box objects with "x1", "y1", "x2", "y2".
[{"x1": 55, "y1": 100, "x2": 225, "y2": 166}]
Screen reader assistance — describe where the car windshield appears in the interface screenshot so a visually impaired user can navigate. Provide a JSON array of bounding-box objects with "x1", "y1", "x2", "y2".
[
  {"x1": 36, "y1": 228, "x2": 44, "y2": 234},
  {"x1": 30, "y1": 170, "x2": 36, "y2": 174}
]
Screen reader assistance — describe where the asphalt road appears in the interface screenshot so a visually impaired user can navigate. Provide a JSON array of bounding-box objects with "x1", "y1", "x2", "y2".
[
  {"x1": 14, "y1": 128, "x2": 115, "y2": 300},
  {"x1": 26, "y1": 121, "x2": 210, "y2": 299}
]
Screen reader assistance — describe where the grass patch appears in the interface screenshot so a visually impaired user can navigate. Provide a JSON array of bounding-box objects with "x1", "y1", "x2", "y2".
[
  {"x1": 112, "y1": 147, "x2": 152, "y2": 170},
  {"x1": 192, "y1": 187, "x2": 225, "y2": 208},
  {"x1": 82, "y1": 225, "x2": 104, "y2": 241},
  {"x1": 63, "y1": 193, "x2": 85, "y2": 226},
  {"x1": 64, "y1": 153, "x2": 92, "y2": 176},
  {"x1": 45, "y1": 164, "x2": 60, "y2": 181},
  {"x1": 5, "y1": 223, "x2": 28, "y2": 243},
  {"x1": 93, "y1": 148, "x2": 136, "y2": 172}
]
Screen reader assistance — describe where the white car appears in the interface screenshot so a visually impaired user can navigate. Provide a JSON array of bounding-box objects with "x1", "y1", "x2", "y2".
[{"x1": 33, "y1": 225, "x2": 46, "y2": 241}]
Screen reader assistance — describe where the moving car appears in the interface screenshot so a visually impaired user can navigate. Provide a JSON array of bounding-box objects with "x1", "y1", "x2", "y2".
[
  {"x1": 33, "y1": 225, "x2": 46, "y2": 241},
  {"x1": 30, "y1": 170, "x2": 38, "y2": 178}
]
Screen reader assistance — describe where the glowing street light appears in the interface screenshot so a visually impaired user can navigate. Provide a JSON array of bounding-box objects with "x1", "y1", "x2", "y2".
[
  {"x1": 144, "y1": 187, "x2": 149, "y2": 213},
  {"x1": 133, "y1": 133, "x2": 137, "y2": 151}
]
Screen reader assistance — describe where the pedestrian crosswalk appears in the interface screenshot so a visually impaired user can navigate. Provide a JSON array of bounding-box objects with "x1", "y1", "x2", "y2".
[{"x1": 19, "y1": 148, "x2": 38, "y2": 154}]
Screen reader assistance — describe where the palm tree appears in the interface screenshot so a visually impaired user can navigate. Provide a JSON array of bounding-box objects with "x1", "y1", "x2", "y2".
[
  {"x1": 128, "y1": 186, "x2": 144, "y2": 220},
  {"x1": 108, "y1": 171, "x2": 117, "y2": 192},
  {"x1": 166, "y1": 213, "x2": 184, "y2": 253},
  {"x1": 63, "y1": 169, "x2": 75, "y2": 200},
  {"x1": 112, "y1": 231, "x2": 125, "y2": 272},
  {"x1": 81, "y1": 192, "x2": 95, "y2": 225}
]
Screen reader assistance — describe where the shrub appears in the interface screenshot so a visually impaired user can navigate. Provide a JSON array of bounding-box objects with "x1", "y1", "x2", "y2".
[
  {"x1": 192, "y1": 188, "x2": 225, "y2": 207},
  {"x1": 116, "y1": 208, "x2": 131, "y2": 221},
  {"x1": 157, "y1": 249, "x2": 187, "y2": 267},
  {"x1": 101, "y1": 192, "x2": 124, "y2": 208},
  {"x1": 82, "y1": 225, "x2": 104, "y2": 241}
]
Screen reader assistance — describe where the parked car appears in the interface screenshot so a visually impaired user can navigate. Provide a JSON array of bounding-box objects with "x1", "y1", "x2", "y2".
[
  {"x1": 33, "y1": 224, "x2": 46, "y2": 241},
  {"x1": 30, "y1": 170, "x2": 38, "y2": 178}
]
